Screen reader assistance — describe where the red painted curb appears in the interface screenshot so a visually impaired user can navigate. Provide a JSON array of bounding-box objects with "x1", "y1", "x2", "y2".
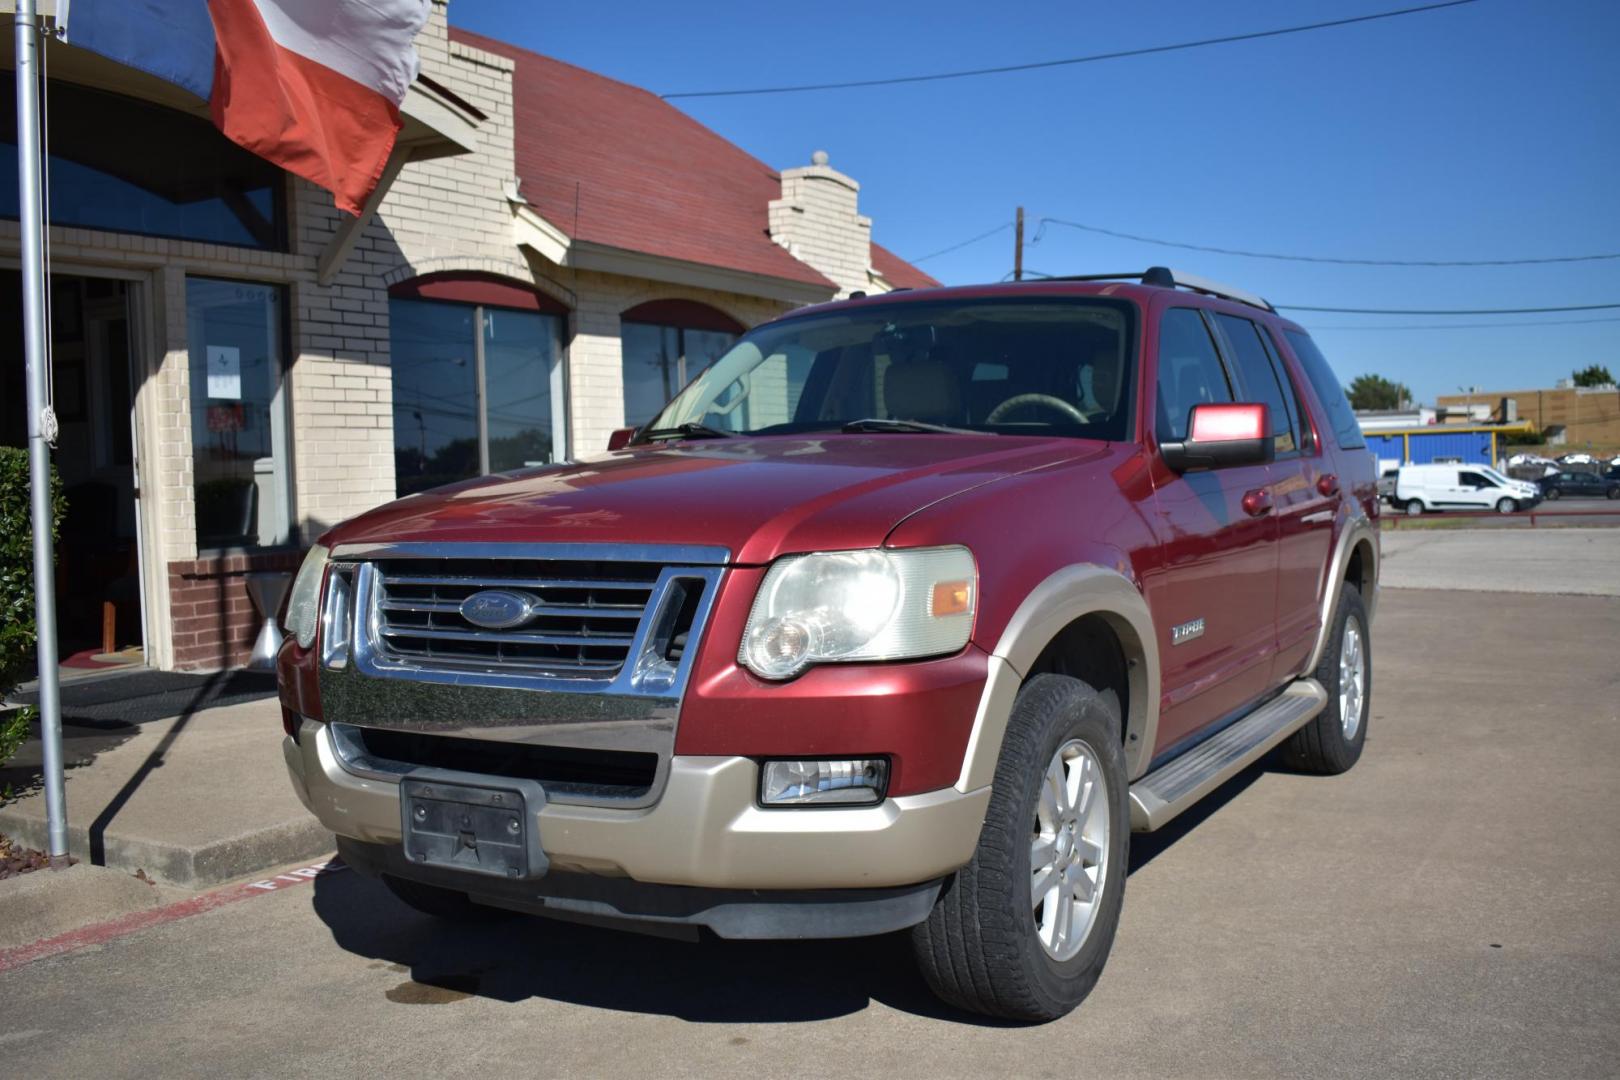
[{"x1": 0, "y1": 857, "x2": 347, "y2": 975}]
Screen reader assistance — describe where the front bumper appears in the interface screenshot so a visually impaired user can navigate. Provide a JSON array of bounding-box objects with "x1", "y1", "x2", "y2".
[{"x1": 285, "y1": 718, "x2": 990, "y2": 891}]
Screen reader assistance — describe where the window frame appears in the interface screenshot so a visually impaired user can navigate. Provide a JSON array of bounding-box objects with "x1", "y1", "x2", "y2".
[
  {"x1": 186, "y1": 275, "x2": 296, "y2": 556},
  {"x1": 1207, "y1": 310, "x2": 1304, "y2": 460},
  {"x1": 387, "y1": 294, "x2": 569, "y2": 495},
  {"x1": 1153, "y1": 305, "x2": 1237, "y2": 445}
]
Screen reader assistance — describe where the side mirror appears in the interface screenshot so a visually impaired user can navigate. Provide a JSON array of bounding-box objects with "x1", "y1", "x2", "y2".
[
  {"x1": 1160, "y1": 403, "x2": 1274, "y2": 473},
  {"x1": 606, "y1": 426, "x2": 638, "y2": 452}
]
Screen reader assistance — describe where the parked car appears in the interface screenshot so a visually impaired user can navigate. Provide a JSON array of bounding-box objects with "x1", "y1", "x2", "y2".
[
  {"x1": 1393, "y1": 463, "x2": 1541, "y2": 515},
  {"x1": 276, "y1": 267, "x2": 1379, "y2": 1022},
  {"x1": 1539, "y1": 470, "x2": 1620, "y2": 500}
]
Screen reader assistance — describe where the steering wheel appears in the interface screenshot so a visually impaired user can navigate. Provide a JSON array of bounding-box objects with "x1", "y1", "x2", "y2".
[{"x1": 985, "y1": 393, "x2": 1089, "y2": 426}]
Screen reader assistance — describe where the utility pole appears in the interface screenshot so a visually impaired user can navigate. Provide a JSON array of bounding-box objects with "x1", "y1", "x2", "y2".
[
  {"x1": 15, "y1": 0, "x2": 68, "y2": 864},
  {"x1": 1013, "y1": 206, "x2": 1024, "y2": 282}
]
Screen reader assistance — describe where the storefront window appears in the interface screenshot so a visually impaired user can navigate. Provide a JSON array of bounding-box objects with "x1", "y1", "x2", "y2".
[
  {"x1": 390, "y1": 297, "x2": 566, "y2": 497},
  {"x1": 186, "y1": 278, "x2": 290, "y2": 550},
  {"x1": 1, "y1": 80, "x2": 285, "y2": 251},
  {"x1": 621, "y1": 308, "x2": 740, "y2": 428}
]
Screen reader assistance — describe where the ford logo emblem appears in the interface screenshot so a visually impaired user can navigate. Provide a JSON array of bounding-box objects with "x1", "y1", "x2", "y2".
[{"x1": 459, "y1": 589, "x2": 537, "y2": 630}]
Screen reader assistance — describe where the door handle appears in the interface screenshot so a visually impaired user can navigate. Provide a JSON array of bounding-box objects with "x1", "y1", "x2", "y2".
[
  {"x1": 1242, "y1": 488, "x2": 1273, "y2": 516},
  {"x1": 1316, "y1": 473, "x2": 1340, "y2": 497}
]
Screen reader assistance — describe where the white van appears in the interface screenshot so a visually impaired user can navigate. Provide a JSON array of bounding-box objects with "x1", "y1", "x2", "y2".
[{"x1": 1394, "y1": 464, "x2": 1541, "y2": 515}]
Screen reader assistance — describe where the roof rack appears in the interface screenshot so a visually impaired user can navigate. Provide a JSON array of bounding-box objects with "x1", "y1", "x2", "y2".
[{"x1": 1038, "y1": 266, "x2": 1274, "y2": 313}]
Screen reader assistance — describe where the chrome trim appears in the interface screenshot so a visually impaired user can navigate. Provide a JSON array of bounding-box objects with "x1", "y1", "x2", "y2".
[
  {"x1": 316, "y1": 541, "x2": 731, "y2": 810},
  {"x1": 330, "y1": 540, "x2": 732, "y2": 565},
  {"x1": 1128, "y1": 678, "x2": 1326, "y2": 831}
]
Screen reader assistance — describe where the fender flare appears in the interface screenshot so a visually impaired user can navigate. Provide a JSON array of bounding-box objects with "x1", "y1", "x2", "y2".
[
  {"x1": 955, "y1": 564, "x2": 1160, "y2": 791},
  {"x1": 1304, "y1": 514, "x2": 1380, "y2": 675}
]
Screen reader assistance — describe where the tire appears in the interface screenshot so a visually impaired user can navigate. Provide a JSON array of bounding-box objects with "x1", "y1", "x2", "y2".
[
  {"x1": 1404, "y1": 499, "x2": 1424, "y2": 516},
  {"x1": 911, "y1": 674, "x2": 1130, "y2": 1022},
  {"x1": 1280, "y1": 583, "x2": 1371, "y2": 775},
  {"x1": 382, "y1": 874, "x2": 511, "y2": 923},
  {"x1": 1545, "y1": 487, "x2": 1560, "y2": 501},
  {"x1": 1607, "y1": 488, "x2": 1619, "y2": 500},
  {"x1": 1496, "y1": 497, "x2": 1516, "y2": 514}
]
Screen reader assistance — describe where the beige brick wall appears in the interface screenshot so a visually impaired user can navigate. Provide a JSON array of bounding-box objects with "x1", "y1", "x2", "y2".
[{"x1": 769, "y1": 153, "x2": 879, "y2": 298}]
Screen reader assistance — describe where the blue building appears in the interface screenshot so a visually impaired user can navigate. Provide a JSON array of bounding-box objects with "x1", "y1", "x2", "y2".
[{"x1": 1362, "y1": 424, "x2": 1529, "y2": 468}]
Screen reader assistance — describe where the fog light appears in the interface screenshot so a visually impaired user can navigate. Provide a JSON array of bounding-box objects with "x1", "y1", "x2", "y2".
[{"x1": 760, "y1": 759, "x2": 889, "y2": 806}]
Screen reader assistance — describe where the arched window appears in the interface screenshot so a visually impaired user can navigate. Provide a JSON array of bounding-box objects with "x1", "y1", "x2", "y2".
[
  {"x1": 388, "y1": 274, "x2": 569, "y2": 496},
  {"x1": 620, "y1": 300, "x2": 743, "y2": 428}
]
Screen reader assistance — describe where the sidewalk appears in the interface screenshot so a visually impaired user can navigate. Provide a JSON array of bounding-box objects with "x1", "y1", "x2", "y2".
[{"x1": 0, "y1": 697, "x2": 332, "y2": 887}]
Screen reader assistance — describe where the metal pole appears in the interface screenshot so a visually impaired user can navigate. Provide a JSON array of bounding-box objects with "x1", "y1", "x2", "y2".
[
  {"x1": 1013, "y1": 206, "x2": 1024, "y2": 282},
  {"x1": 14, "y1": 0, "x2": 68, "y2": 863}
]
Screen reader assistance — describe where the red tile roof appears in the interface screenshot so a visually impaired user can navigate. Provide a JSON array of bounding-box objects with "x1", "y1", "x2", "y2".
[{"x1": 447, "y1": 28, "x2": 935, "y2": 295}]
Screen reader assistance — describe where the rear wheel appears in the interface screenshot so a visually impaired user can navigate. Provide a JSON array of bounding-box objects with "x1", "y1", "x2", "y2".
[
  {"x1": 1404, "y1": 499, "x2": 1425, "y2": 516},
  {"x1": 911, "y1": 674, "x2": 1129, "y2": 1022},
  {"x1": 1496, "y1": 497, "x2": 1516, "y2": 514},
  {"x1": 382, "y1": 875, "x2": 510, "y2": 923},
  {"x1": 1281, "y1": 583, "x2": 1370, "y2": 775}
]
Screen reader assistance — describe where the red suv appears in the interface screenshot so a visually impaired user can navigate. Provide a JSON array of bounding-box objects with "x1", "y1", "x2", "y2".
[{"x1": 278, "y1": 267, "x2": 1379, "y2": 1021}]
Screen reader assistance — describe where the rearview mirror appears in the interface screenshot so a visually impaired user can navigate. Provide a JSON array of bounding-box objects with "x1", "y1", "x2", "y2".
[
  {"x1": 1160, "y1": 403, "x2": 1273, "y2": 472},
  {"x1": 606, "y1": 426, "x2": 637, "y2": 451}
]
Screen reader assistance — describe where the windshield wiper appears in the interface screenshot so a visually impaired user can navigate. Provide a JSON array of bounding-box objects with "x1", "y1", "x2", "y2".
[
  {"x1": 640, "y1": 421, "x2": 735, "y2": 441},
  {"x1": 841, "y1": 418, "x2": 990, "y2": 436}
]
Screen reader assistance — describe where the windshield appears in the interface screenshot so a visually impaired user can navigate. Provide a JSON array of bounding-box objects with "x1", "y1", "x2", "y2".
[
  {"x1": 642, "y1": 298, "x2": 1138, "y2": 441},
  {"x1": 1479, "y1": 467, "x2": 1516, "y2": 486}
]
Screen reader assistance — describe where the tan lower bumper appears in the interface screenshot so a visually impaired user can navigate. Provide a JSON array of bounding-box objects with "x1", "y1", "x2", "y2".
[{"x1": 284, "y1": 720, "x2": 989, "y2": 890}]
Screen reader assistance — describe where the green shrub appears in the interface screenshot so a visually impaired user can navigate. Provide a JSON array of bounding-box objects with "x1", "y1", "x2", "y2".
[{"x1": 0, "y1": 445, "x2": 64, "y2": 786}]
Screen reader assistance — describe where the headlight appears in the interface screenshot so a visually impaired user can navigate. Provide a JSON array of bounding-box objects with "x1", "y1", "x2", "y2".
[
  {"x1": 739, "y1": 546, "x2": 976, "y2": 680},
  {"x1": 282, "y1": 544, "x2": 330, "y2": 650}
]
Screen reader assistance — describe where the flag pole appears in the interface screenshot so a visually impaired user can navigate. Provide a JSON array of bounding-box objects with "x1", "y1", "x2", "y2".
[{"x1": 14, "y1": 0, "x2": 69, "y2": 864}]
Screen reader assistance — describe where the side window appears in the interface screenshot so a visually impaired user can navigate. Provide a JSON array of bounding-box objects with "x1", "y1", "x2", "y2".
[
  {"x1": 1282, "y1": 329, "x2": 1366, "y2": 450},
  {"x1": 1155, "y1": 308, "x2": 1232, "y2": 442},
  {"x1": 1459, "y1": 471, "x2": 1488, "y2": 488},
  {"x1": 1213, "y1": 313, "x2": 1297, "y2": 455}
]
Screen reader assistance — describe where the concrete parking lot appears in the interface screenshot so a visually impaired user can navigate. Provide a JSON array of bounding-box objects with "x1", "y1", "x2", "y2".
[{"x1": 3, "y1": 529, "x2": 1617, "y2": 1079}]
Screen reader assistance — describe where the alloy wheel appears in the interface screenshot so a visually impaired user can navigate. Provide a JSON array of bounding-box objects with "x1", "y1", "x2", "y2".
[{"x1": 1031, "y1": 739, "x2": 1110, "y2": 962}]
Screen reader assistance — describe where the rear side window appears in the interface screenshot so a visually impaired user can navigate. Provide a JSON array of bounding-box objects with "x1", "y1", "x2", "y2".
[
  {"x1": 1213, "y1": 313, "x2": 1298, "y2": 455},
  {"x1": 1282, "y1": 330, "x2": 1365, "y2": 449},
  {"x1": 1155, "y1": 308, "x2": 1232, "y2": 442}
]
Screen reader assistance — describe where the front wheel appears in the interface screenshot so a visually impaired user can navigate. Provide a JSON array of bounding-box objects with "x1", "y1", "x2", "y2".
[
  {"x1": 1496, "y1": 497, "x2": 1517, "y2": 514},
  {"x1": 1281, "y1": 583, "x2": 1371, "y2": 775},
  {"x1": 1607, "y1": 488, "x2": 1619, "y2": 500},
  {"x1": 911, "y1": 674, "x2": 1129, "y2": 1022},
  {"x1": 1545, "y1": 487, "x2": 1560, "y2": 501}
]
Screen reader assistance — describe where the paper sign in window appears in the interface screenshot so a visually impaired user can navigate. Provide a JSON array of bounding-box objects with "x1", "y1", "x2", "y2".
[{"x1": 206, "y1": 345, "x2": 241, "y2": 400}]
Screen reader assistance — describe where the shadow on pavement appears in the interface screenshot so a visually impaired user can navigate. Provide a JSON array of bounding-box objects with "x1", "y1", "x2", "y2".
[{"x1": 307, "y1": 755, "x2": 1278, "y2": 1024}]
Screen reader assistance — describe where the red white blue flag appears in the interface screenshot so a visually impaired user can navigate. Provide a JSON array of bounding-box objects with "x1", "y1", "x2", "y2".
[{"x1": 63, "y1": 0, "x2": 429, "y2": 215}]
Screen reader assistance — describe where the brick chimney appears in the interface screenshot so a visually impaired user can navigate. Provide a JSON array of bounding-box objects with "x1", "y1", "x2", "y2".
[{"x1": 769, "y1": 150, "x2": 874, "y2": 298}]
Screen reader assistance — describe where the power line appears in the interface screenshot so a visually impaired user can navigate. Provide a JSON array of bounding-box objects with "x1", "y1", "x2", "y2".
[
  {"x1": 1015, "y1": 270, "x2": 1620, "y2": 316},
  {"x1": 910, "y1": 222, "x2": 1012, "y2": 264},
  {"x1": 661, "y1": 1, "x2": 1479, "y2": 99},
  {"x1": 1039, "y1": 218, "x2": 1620, "y2": 267},
  {"x1": 1278, "y1": 302, "x2": 1620, "y2": 314},
  {"x1": 1305, "y1": 316, "x2": 1620, "y2": 330}
]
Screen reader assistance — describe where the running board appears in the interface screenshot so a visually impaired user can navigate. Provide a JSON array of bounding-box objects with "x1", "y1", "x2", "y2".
[{"x1": 1128, "y1": 679, "x2": 1328, "y2": 832}]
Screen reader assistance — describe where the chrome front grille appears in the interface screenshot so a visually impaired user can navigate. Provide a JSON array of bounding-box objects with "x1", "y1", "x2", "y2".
[
  {"x1": 373, "y1": 559, "x2": 662, "y2": 677},
  {"x1": 317, "y1": 542, "x2": 730, "y2": 809}
]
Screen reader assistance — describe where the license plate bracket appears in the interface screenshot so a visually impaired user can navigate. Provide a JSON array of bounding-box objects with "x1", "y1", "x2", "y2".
[{"x1": 399, "y1": 770, "x2": 548, "y2": 880}]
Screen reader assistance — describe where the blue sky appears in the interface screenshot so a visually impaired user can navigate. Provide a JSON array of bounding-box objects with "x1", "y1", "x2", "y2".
[{"x1": 456, "y1": 0, "x2": 1618, "y2": 405}]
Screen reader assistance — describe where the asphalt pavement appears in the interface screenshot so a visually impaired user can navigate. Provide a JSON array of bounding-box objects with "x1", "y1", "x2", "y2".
[{"x1": 2, "y1": 534, "x2": 1617, "y2": 1079}]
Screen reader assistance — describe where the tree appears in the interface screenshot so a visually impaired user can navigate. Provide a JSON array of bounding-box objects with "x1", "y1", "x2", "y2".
[
  {"x1": 1346, "y1": 374, "x2": 1412, "y2": 411},
  {"x1": 1572, "y1": 364, "x2": 1614, "y2": 388}
]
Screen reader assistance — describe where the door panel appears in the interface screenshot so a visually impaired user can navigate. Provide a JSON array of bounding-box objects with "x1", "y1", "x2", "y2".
[{"x1": 1143, "y1": 306, "x2": 1280, "y2": 755}]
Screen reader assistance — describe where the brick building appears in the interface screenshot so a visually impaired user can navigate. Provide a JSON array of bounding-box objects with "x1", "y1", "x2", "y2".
[
  {"x1": 1437, "y1": 384, "x2": 1620, "y2": 450},
  {"x1": 0, "y1": 0, "x2": 934, "y2": 671}
]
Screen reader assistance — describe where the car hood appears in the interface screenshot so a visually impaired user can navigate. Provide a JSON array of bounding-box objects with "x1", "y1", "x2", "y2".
[{"x1": 324, "y1": 434, "x2": 1104, "y2": 565}]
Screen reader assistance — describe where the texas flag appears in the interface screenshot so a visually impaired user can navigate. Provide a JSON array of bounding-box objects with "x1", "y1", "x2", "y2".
[{"x1": 63, "y1": 0, "x2": 430, "y2": 215}]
